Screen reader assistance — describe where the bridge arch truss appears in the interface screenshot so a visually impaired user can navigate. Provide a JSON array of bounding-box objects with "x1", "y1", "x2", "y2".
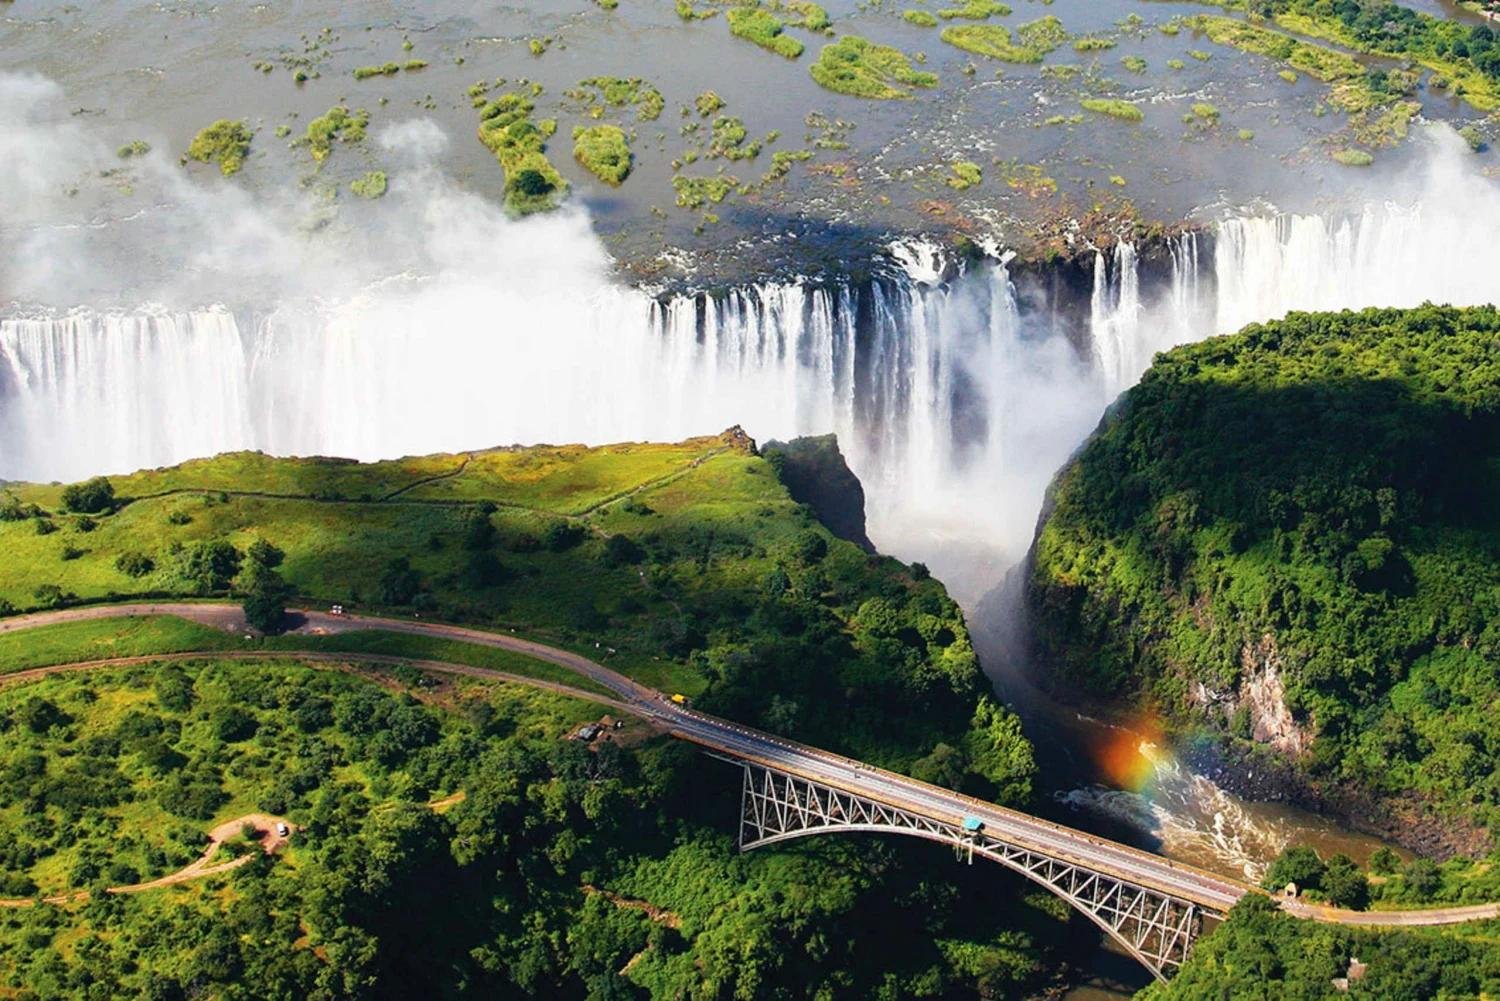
[{"x1": 735, "y1": 761, "x2": 1205, "y2": 980}]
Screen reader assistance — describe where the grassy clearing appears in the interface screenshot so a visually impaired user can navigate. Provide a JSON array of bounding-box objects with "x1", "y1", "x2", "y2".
[
  {"x1": 0, "y1": 429, "x2": 1005, "y2": 770},
  {"x1": 903, "y1": 9, "x2": 938, "y2": 27},
  {"x1": 810, "y1": 35, "x2": 938, "y2": 98},
  {"x1": 572, "y1": 124, "x2": 632, "y2": 185},
  {"x1": 1332, "y1": 148, "x2": 1374, "y2": 166}
]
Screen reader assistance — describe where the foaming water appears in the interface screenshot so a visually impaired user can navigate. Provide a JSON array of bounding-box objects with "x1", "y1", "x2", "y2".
[
  {"x1": 1055, "y1": 735, "x2": 1394, "y2": 882},
  {"x1": 9, "y1": 185, "x2": 1500, "y2": 603}
]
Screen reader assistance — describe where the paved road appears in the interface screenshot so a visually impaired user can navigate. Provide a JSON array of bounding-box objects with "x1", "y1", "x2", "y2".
[{"x1": 3, "y1": 603, "x2": 1495, "y2": 926}]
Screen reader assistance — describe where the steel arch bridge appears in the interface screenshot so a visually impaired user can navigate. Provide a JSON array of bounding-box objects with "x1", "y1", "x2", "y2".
[{"x1": 733, "y1": 760, "x2": 1213, "y2": 981}]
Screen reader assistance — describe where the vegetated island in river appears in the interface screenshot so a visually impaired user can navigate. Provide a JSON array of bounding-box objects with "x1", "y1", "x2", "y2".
[
  {"x1": 1027, "y1": 304, "x2": 1500, "y2": 859},
  {"x1": 0, "y1": 429, "x2": 1072, "y2": 998}
]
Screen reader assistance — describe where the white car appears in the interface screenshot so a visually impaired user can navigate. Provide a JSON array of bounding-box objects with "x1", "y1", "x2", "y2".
[{"x1": 276, "y1": 822, "x2": 290, "y2": 838}]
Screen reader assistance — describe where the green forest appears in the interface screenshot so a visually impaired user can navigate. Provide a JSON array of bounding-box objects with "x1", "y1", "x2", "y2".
[
  {"x1": 1029, "y1": 305, "x2": 1500, "y2": 840},
  {"x1": 0, "y1": 433, "x2": 1067, "y2": 998},
  {"x1": 0, "y1": 658, "x2": 1069, "y2": 998},
  {"x1": 1142, "y1": 895, "x2": 1500, "y2": 999}
]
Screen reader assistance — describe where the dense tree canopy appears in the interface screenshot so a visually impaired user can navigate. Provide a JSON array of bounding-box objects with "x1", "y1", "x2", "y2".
[{"x1": 1030, "y1": 305, "x2": 1500, "y2": 835}]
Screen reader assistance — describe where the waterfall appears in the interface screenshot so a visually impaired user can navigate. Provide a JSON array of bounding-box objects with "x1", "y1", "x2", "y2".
[{"x1": 4, "y1": 202, "x2": 1500, "y2": 599}]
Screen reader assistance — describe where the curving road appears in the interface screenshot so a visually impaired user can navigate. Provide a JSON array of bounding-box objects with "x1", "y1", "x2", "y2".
[{"x1": 2, "y1": 603, "x2": 1495, "y2": 927}]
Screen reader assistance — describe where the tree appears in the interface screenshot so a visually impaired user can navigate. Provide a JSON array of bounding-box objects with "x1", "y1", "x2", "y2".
[
  {"x1": 245, "y1": 537, "x2": 284, "y2": 568},
  {"x1": 378, "y1": 557, "x2": 422, "y2": 605},
  {"x1": 1369, "y1": 847, "x2": 1399, "y2": 875},
  {"x1": 963, "y1": 698, "x2": 1038, "y2": 805},
  {"x1": 241, "y1": 559, "x2": 292, "y2": 634},
  {"x1": 1403, "y1": 857, "x2": 1441, "y2": 900},
  {"x1": 114, "y1": 551, "x2": 155, "y2": 578},
  {"x1": 542, "y1": 521, "x2": 586, "y2": 552},
  {"x1": 602, "y1": 533, "x2": 645, "y2": 567},
  {"x1": 1320, "y1": 853, "x2": 1369, "y2": 909},
  {"x1": 511, "y1": 168, "x2": 555, "y2": 198},
  {"x1": 1262, "y1": 845, "x2": 1326, "y2": 892},
  {"x1": 165, "y1": 540, "x2": 242, "y2": 594},
  {"x1": 60, "y1": 476, "x2": 115, "y2": 514}
]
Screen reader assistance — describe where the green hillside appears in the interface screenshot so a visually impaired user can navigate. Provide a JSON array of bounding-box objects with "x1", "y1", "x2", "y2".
[
  {"x1": 0, "y1": 431, "x2": 1061, "y2": 998},
  {"x1": 1028, "y1": 305, "x2": 1500, "y2": 847}
]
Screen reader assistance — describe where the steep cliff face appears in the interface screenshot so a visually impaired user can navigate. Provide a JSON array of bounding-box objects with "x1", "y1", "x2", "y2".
[
  {"x1": 760, "y1": 434, "x2": 875, "y2": 552},
  {"x1": 1025, "y1": 305, "x2": 1500, "y2": 852}
]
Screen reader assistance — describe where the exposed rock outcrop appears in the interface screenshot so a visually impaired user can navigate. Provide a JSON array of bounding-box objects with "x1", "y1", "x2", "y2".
[{"x1": 760, "y1": 435, "x2": 874, "y2": 551}]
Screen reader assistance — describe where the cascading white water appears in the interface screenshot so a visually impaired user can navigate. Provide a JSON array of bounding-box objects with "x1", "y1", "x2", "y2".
[
  {"x1": 5, "y1": 198, "x2": 1500, "y2": 601},
  {"x1": 0, "y1": 254, "x2": 1089, "y2": 601}
]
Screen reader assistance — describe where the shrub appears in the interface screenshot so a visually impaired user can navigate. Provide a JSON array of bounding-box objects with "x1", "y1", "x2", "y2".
[
  {"x1": 163, "y1": 540, "x2": 242, "y2": 594},
  {"x1": 210, "y1": 706, "x2": 258, "y2": 743},
  {"x1": 1080, "y1": 98, "x2": 1143, "y2": 122},
  {"x1": 60, "y1": 477, "x2": 115, "y2": 514},
  {"x1": 810, "y1": 35, "x2": 938, "y2": 98},
  {"x1": 572, "y1": 125, "x2": 632, "y2": 185},
  {"x1": 31, "y1": 584, "x2": 74, "y2": 610},
  {"x1": 186, "y1": 120, "x2": 252, "y2": 176},
  {"x1": 602, "y1": 534, "x2": 646, "y2": 567},
  {"x1": 378, "y1": 557, "x2": 422, "y2": 605},
  {"x1": 350, "y1": 170, "x2": 388, "y2": 199},
  {"x1": 115, "y1": 551, "x2": 155, "y2": 578},
  {"x1": 542, "y1": 522, "x2": 586, "y2": 552},
  {"x1": 1262, "y1": 845, "x2": 1326, "y2": 892}
]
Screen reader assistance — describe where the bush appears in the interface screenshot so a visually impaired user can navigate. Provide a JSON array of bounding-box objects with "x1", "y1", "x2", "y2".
[
  {"x1": 186, "y1": 119, "x2": 252, "y2": 176},
  {"x1": 378, "y1": 557, "x2": 422, "y2": 605},
  {"x1": 31, "y1": 584, "x2": 74, "y2": 610},
  {"x1": 602, "y1": 534, "x2": 646, "y2": 567},
  {"x1": 60, "y1": 477, "x2": 115, "y2": 514},
  {"x1": 1403, "y1": 857, "x2": 1441, "y2": 899},
  {"x1": 1262, "y1": 845, "x2": 1326, "y2": 892},
  {"x1": 542, "y1": 522, "x2": 586, "y2": 552},
  {"x1": 1320, "y1": 853, "x2": 1369, "y2": 909},
  {"x1": 210, "y1": 706, "x2": 258, "y2": 742},
  {"x1": 115, "y1": 551, "x2": 155, "y2": 578},
  {"x1": 164, "y1": 540, "x2": 242, "y2": 594},
  {"x1": 246, "y1": 537, "x2": 284, "y2": 568}
]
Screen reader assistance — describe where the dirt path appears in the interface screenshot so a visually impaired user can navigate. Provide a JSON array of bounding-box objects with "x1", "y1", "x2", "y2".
[
  {"x1": 0, "y1": 813, "x2": 293, "y2": 908},
  {"x1": 0, "y1": 647, "x2": 642, "y2": 715},
  {"x1": 0, "y1": 602, "x2": 658, "y2": 708}
]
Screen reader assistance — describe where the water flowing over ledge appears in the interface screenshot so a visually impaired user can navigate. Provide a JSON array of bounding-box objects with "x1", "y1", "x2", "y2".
[{"x1": 2, "y1": 202, "x2": 1497, "y2": 600}]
